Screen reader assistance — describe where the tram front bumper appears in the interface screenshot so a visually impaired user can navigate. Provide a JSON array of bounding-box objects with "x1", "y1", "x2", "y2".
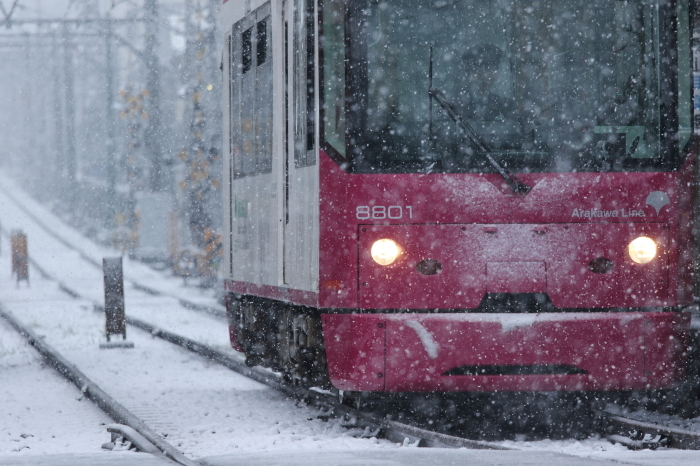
[{"x1": 321, "y1": 312, "x2": 689, "y2": 392}]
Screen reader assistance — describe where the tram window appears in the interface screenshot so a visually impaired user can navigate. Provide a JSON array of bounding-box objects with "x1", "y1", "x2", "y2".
[
  {"x1": 321, "y1": 0, "x2": 347, "y2": 159},
  {"x1": 305, "y1": 1, "x2": 315, "y2": 156},
  {"x1": 242, "y1": 28, "x2": 252, "y2": 73},
  {"x1": 323, "y1": 0, "x2": 679, "y2": 174},
  {"x1": 294, "y1": 0, "x2": 317, "y2": 168},
  {"x1": 257, "y1": 20, "x2": 268, "y2": 66},
  {"x1": 677, "y1": 0, "x2": 692, "y2": 150},
  {"x1": 231, "y1": 3, "x2": 273, "y2": 179}
]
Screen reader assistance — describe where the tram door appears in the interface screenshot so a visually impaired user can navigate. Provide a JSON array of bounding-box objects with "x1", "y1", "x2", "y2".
[
  {"x1": 283, "y1": 0, "x2": 317, "y2": 287},
  {"x1": 229, "y1": 3, "x2": 275, "y2": 284}
]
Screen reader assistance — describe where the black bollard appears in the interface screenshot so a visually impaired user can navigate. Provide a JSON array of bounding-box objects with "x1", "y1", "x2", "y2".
[{"x1": 101, "y1": 257, "x2": 133, "y2": 348}]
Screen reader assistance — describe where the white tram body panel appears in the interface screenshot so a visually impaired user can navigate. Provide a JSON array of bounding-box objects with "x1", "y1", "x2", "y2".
[{"x1": 222, "y1": 0, "x2": 320, "y2": 297}]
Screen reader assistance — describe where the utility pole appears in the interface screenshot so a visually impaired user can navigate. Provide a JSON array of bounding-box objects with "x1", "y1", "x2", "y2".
[
  {"x1": 62, "y1": 23, "x2": 77, "y2": 204},
  {"x1": 51, "y1": 33, "x2": 64, "y2": 196},
  {"x1": 34, "y1": 37, "x2": 48, "y2": 200},
  {"x1": 120, "y1": 85, "x2": 146, "y2": 250},
  {"x1": 21, "y1": 32, "x2": 33, "y2": 185},
  {"x1": 105, "y1": 15, "x2": 117, "y2": 228},
  {"x1": 183, "y1": 0, "x2": 195, "y2": 85},
  {"x1": 144, "y1": 0, "x2": 166, "y2": 192},
  {"x1": 180, "y1": 0, "x2": 205, "y2": 258}
]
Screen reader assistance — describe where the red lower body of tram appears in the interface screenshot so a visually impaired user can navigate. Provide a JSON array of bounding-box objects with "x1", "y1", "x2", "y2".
[{"x1": 225, "y1": 151, "x2": 693, "y2": 393}]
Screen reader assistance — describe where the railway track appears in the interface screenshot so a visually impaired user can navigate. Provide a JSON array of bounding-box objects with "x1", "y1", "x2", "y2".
[
  {"x1": 5, "y1": 253, "x2": 700, "y2": 456},
  {"x1": 2, "y1": 179, "x2": 700, "y2": 463},
  {"x1": 599, "y1": 411, "x2": 700, "y2": 450},
  {"x1": 0, "y1": 312, "x2": 136, "y2": 460},
  {"x1": 0, "y1": 306, "x2": 197, "y2": 466}
]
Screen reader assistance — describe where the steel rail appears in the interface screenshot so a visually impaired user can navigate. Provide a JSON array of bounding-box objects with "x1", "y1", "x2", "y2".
[
  {"x1": 0, "y1": 304, "x2": 198, "y2": 466},
  {"x1": 598, "y1": 410, "x2": 700, "y2": 450}
]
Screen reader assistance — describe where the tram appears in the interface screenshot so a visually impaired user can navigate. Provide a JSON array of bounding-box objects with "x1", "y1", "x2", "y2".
[{"x1": 221, "y1": 0, "x2": 696, "y2": 396}]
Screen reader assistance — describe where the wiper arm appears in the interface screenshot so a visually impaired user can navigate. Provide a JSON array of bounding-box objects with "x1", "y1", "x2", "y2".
[{"x1": 428, "y1": 87, "x2": 530, "y2": 195}]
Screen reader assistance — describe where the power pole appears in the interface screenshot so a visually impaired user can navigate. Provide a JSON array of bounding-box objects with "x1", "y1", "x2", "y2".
[
  {"x1": 62, "y1": 23, "x2": 77, "y2": 204},
  {"x1": 105, "y1": 15, "x2": 117, "y2": 228},
  {"x1": 33, "y1": 36, "x2": 49, "y2": 200},
  {"x1": 52, "y1": 33, "x2": 64, "y2": 196},
  {"x1": 144, "y1": 0, "x2": 166, "y2": 192},
  {"x1": 184, "y1": 0, "x2": 195, "y2": 80},
  {"x1": 21, "y1": 32, "x2": 33, "y2": 185}
]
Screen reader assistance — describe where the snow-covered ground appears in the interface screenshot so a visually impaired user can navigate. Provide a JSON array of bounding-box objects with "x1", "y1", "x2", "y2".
[
  {"x1": 2, "y1": 173, "x2": 700, "y2": 465},
  {"x1": 0, "y1": 313, "x2": 111, "y2": 455},
  {"x1": 0, "y1": 269, "x2": 173, "y2": 465}
]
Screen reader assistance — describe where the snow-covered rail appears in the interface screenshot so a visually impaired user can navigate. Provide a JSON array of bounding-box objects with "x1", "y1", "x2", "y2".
[
  {"x1": 598, "y1": 411, "x2": 700, "y2": 450},
  {"x1": 0, "y1": 305, "x2": 196, "y2": 466}
]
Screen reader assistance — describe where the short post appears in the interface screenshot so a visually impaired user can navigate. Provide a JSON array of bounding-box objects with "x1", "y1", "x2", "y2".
[
  {"x1": 168, "y1": 210, "x2": 179, "y2": 266},
  {"x1": 100, "y1": 257, "x2": 133, "y2": 349},
  {"x1": 11, "y1": 230, "x2": 28, "y2": 285}
]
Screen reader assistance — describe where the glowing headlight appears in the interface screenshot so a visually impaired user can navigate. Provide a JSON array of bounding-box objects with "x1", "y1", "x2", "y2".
[
  {"x1": 371, "y1": 239, "x2": 400, "y2": 266},
  {"x1": 628, "y1": 236, "x2": 657, "y2": 264}
]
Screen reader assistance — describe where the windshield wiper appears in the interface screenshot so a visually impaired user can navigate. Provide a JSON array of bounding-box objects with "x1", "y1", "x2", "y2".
[{"x1": 428, "y1": 87, "x2": 531, "y2": 195}]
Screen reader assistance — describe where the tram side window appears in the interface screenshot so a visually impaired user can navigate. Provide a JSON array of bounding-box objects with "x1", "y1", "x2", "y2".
[
  {"x1": 321, "y1": 0, "x2": 346, "y2": 159},
  {"x1": 678, "y1": 0, "x2": 691, "y2": 150},
  {"x1": 257, "y1": 20, "x2": 268, "y2": 65},
  {"x1": 230, "y1": 4, "x2": 273, "y2": 179},
  {"x1": 242, "y1": 28, "x2": 252, "y2": 73},
  {"x1": 294, "y1": 0, "x2": 317, "y2": 167}
]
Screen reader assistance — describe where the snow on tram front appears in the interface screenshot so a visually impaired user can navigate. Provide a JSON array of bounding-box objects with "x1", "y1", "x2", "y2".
[{"x1": 221, "y1": 0, "x2": 695, "y2": 397}]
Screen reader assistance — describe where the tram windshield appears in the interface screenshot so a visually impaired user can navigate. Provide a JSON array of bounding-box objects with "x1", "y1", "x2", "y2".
[{"x1": 322, "y1": 0, "x2": 686, "y2": 174}]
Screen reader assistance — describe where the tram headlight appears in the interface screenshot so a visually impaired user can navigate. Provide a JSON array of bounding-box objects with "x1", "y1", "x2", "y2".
[
  {"x1": 371, "y1": 239, "x2": 401, "y2": 266},
  {"x1": 628, "y1": 236, "x2": 657, "y2": 264}
]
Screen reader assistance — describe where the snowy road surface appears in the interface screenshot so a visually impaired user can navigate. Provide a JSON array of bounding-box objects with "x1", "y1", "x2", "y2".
[{"x1": 3, "y1": 173, "x2": 700, "y2": 464}]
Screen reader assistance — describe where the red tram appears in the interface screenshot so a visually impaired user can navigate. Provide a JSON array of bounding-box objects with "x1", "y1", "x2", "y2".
[{"x1": 222, "y1": 0, "x2": 696, "y2": 396}]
